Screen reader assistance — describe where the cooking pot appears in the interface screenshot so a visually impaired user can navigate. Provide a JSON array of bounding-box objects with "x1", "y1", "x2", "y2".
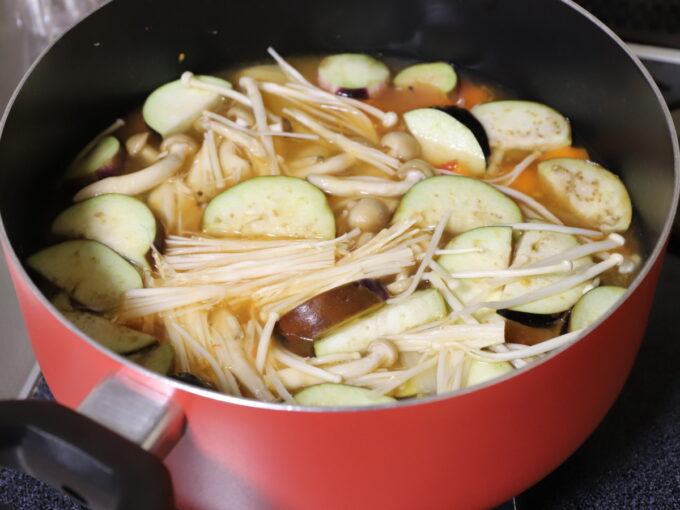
[{"x1": 0, "y1": 0, "x2": 678, "y2": 509}]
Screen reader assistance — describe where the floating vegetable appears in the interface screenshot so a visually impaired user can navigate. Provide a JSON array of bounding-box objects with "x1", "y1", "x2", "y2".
[
  {"x1": 27, "y1": 240, "x2": 143, "y2": 312},
  {"x1": 276, "y1": 279, "x2": 388, "y2": 357},
  {"x1": 51, "y1": 194, "x2": 157, "y2": 267},
  {"x1": 202, "y1": 176, "x2": 336, "y2": 239},
  {"x1": 404, "y1": 108, "x2": 487, "y2": 175},
  {"x1": 394, "y1": 62, "x2": 458, "y2": 94},
  {"x1": 471, "y1": 100, "x2": 571, "y2": 151},
  {"x1": 317, "y1": 54, "x2": 390, "y2": 99},
  {"x1": 537, "y1": 158, "x2": 632, "y2": 233}
]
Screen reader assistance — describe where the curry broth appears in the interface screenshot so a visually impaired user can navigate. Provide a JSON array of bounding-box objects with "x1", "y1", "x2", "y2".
[{"x1": 41, "y1": 53, "x2": 643, "y2": 399}]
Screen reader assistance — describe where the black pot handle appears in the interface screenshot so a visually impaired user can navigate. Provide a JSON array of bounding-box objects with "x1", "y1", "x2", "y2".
[{"x1": 0, "y1": 399, "x2": 174, "y2": 510}]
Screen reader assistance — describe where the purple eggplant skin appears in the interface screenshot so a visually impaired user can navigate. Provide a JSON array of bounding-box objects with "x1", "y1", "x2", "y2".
[
  {"x1": 168, "y1": 372, "x2": 216, "y2": 390},
  {"x1": 497, "y1": 308, "x2": 566, "y2": 328},
  {"x1": 93, "y1": 147, "x2": 125, "y2": 180},
  {"x1": 435, "y1": 105, "x2": 491, "y2": 159},
  {"x1": 336, "y1": 87, "x2": 369, "y2": 100}
]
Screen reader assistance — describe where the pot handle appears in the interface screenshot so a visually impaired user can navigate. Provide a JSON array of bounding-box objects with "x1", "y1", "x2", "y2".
[{"x1": 0, "y1": 376, "x2": 183, "y2": 510}]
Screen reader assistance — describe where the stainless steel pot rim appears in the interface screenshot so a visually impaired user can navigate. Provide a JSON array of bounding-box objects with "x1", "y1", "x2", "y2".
[{"x1": 0, "y1": 0, "x2": 678, "y2": 413}]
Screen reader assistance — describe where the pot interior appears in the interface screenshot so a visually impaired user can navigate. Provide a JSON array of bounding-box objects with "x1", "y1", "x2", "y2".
[{"x1": 0, "y1": 0, "x2": 676, "y2": 304}]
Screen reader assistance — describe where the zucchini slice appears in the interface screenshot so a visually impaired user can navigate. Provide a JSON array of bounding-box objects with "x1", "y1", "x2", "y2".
[
  {"x1": 202, "y1": 176, "x2": 336, "y2": 239},
  {"x1": 471, "y1": 100, "x2": 571, "y2": 151},
  {"x1": 128, "y1": 342, "x2": 175, "y2": 375},
  {"x1": 63, "y1": 310, "x2": 157, "y2": 354},
  {"x1": 294, "y1": 383, "x2": 396, "y2": 406},
  {"x1": 51, "y1": 194, "x2": 157, "y2": 267},
  {"x1": 314, "y1": 289, "x2": 447, "y2": 356},
  {"x1": 317, "y1": 54, "x2": 390, "y2": 99},
  {"x1": 404, "y1": 108, "x2": 486, "y2": 175},
  {"x1": 537, "y1": 158, "x2": 632, "y2": 233},
  {"x1": 392, "y1": 175, "x2": 522, "y2": 235},
  {"x1": 438, "y1": 226, "x2": 513, "y2": 304},
  {"x1": 143, "y1": 75, "x2": 232, "y2": 137},
  {"x1": 569, "y1": 285, "x2": 626, "y2": 332},
  {"x1": 66, "y1": 136, "x2": 123, "y2": 182},
  {"x1": 394, "y1": 62, "x2": 458, "y2": 94},
  {"x1": 463, "y1": 358, "x2": 513, "y2": 388},
  {"x1": 27, "y1": 240, "x2": 143, "y2": 312},
  {"x1": 500, "y1": 229, "x2": 591, "y2": 314}
]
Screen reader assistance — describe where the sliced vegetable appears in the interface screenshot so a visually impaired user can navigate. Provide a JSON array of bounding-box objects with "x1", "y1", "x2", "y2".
[
  {"x1": 439, "y1": 226, "x2": 512, "y2": 273},
  {"x1": 404, "y1": 108, "x2": 486, "y2": 175},
  {"x1": 143, "y1": 75, "x2": 232, "y2": 137},
  {"x1": 569, "y1": 285, "x2": 626, "y2": 332},
  {"x1": 392, "y1": 175, "x2": 522, "y2": 235},
  {"x1": 127, "y1": 342, "x2": 175, "y2": 375},
  {"x1": 168, "y1": 372, "x2": 216, "y2": 389},
  {"x1": 463, "y1": 358, "x2": 513, "y2": 388},
  {"x1": 63, "y1": 310, "x2": 157, "y2": 354},
  {"x1": 471, "y1": 100, "x2": 571, "y2": 151},
  {"x1": 202, "y1": 176, "x2": 336, "y2": 239},
  {"x1": 434, "y1": 106, "x2": 490, "y2": 159},
  {"x1": 500, "y1": 310, "x2": 568, "y2": 346},
  {"x1": 50, "y1": 292, "x2": 74, "y2": 312},
  {"x1": 500, "y1": 229, "x2": 591, "y2": 314},
  {"x1": 537, "y1": 158, "x2": 632, "y2": 232},
  {"x1": 394, "y1": 352, "x2": 436, "y2": 397},
  {"x1": 294, "y1": 383, "x2": 396, "y2": 406},
  {"x1": 276, "y1": 279, "x2": 388, "y2": 357},
  {"x1": 438, "y1": 226, "x2": 513, "y2": 304},
  {"x1": 27, "y1": 240, "x2": 143, "y2": 312},
  {"x1": 51, "y1": 194, "x2": 157, "y2": 267},
  {"x1": 314, "y1": 289, "x2": 447, "y2": 356},
  {"x1": 394, "y1": 62, "x2": 458, "y2": 94},
  {"x1": 317, "y1": 54, "x2": 390, "y2": 99},
  {"x1": 65, "y1": 136, "x2": 123, "y2": 182},
  {"x1": 496, "y1": 309, "x2": 565, "y2": 328}
]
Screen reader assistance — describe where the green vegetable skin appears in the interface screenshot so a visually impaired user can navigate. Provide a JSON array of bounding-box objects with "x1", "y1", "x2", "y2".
[
  {"x1": 143, "y1": 75, "x2": 232, "y2": 137},
  {"x1": 294, "y1": 383, "x2": 396, "y2": 406},
  {"x1": 202, "y1": 176, "x2": 336, "y2": 239},
  {"x1": 393, "y1": 175, "x2": 522, "y2": 235},
  {"x1": 314, "y1": 289, "x2": 447, "y2": 356}
]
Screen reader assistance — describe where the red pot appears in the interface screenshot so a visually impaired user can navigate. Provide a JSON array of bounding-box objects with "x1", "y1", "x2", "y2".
[{"x1": 1, "y1": 1, "x2": 678, "y2": 509}]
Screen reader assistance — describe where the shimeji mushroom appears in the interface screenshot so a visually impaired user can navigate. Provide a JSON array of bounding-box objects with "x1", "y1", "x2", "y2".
[
  {"x1": 380, "y1": 131, "x2": 422, "y2": 161},
  {"x1": 326, "y1": 339, "x2": 399, "y2": 378},
  {"x1": 125, "y1": 132, "x2": 160, "y2": 166},
  {"x1": 74, "y1": 134, "x2": 198, "y2": 201},
  {"x1": 307, "y1": 170, "x2": 426, "y2": 197}
]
